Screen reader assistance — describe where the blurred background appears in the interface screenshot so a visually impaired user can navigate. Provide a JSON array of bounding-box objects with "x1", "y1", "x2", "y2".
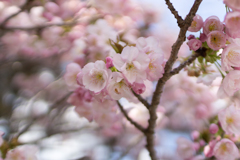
[{"x1": 0, "y1": 0, "x2": 227, "y2": 159}]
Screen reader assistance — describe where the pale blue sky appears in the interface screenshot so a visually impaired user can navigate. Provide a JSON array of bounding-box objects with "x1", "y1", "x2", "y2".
[{"x1": 140, "y1": 0, "x2": 226, "y2": 30}]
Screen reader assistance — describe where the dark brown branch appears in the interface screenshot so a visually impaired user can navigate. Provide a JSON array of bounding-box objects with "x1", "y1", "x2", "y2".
[
  {"x1": 0, "y1": 0, "x2": 33, "y2": 27},
  {"x1": 117, "y1": 101, "x2": 145, "y2": 132},
  {"x1": 132, "y1": 90, "x2": 150, "y2": 109},
  {"x1": 1, "y1": 22, "x2": 77, "y2": 31},
  {"x1": 165, "y1": 0, "x2": 184, "y2": 27},
  {"x1": 144, "y1": 1, "x2": 203, "y2": 160},
  {"x1": 170, "y1": 51, "x2": 201, "y2": 76}
]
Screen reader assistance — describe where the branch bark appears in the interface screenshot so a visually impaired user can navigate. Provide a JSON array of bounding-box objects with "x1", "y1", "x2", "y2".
[
  {"x1": 144, "y1": 1, "x2": 203, "y2": 159},
  {"x1": 165, "y1": 0, "x2": 184, "y2": 27},
  {"x1": 117, "y1": 101, "x2": 146, "y2": 132},
  {"x1": 170, "y1": 50, "x2": 201, "y2": 76},
  {"x1": 132, "y1": 90, "x2": 151, "y2": 109}
]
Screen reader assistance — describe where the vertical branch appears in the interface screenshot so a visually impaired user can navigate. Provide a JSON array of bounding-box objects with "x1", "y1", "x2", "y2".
[{"x1": 144, "y1": 0, "x2": 203, "y2": 159}]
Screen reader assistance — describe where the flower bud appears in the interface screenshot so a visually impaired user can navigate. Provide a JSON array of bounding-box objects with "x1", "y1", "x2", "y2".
[
  {"x1": 209, "y1": 123, "x2": 219, "y2": 134},
  {"x1": 106, "y1": 56, "x2": 114, "y2": 68},
  {"x1": 187, "y1": 39, "x2": 202, "y2": 51},
  {"x1": 132, "y1": 82, "x2": 146, "y2": 94},
  {"x1": 188, "y1": 14, "x2": 204, "y2": 32}
]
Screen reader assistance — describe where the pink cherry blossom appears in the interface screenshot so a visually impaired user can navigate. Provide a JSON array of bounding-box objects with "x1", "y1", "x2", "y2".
[
  {"x1": 112, "y1": 46, "x2": 149, "y2": 84},
  {"x1": 203, "y1": 16, "x2": 223, "y2": 35},
  {"x1": 136, "y1": 37, "x2": 165, "y2": 81},
  {"x1": 225, "y1": 11, "x2": 240, "y2": 32},
  {"x1": 187, "y1": 34, "x2": 196, "y2": 40},
  {"x1": 187, "y1": 38, "x2": 202, "y2": 51},
  {"x1": 64, "y1": 62, "x2": 82, "y2": 91},
  {"x1": 188, "y1": 14, "x2": 204, "y2": 32},
  {"x1": 176, "y1": 137, "x2": 195, "y2": 159},
  {"x1": 207, "y1": 31, "x2": 226, "y2": 50},
  {"x1": 5, "y1": 145, "x2": 38, "y2": 160},
  {"x1": 81, "y1": 60, "x2": 111, "y2": 93},
  {"x1": 213, "y1": 138, "x2": 239, "y2": 160},
  {"x1": 218, "y1": 105, "x2": 240, "y2": 135},
  {"x1": 221, "y1": 70, "x2": 240, "y2": 97},
  {"x1": 224, "y1": 0, "x2": 240, "y2": 11},
  {"x1": 221, "y1": 43, "x2": 240, "y2": 71},
  {"x1": 107, "y1": 72, "x2": 132, "y2": 100},
  {"x1": 204, "y1": 139, "x2": 217, "y2": 158}
]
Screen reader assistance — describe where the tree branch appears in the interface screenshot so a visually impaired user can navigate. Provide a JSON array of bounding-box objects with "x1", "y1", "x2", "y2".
[
  {"x1": 170, "y1": 51, "x2": 201, "y2": 76},
  {"x1": 132, "y1": 90, "x2": 150, "y2": 109},
  {"x1": 144, "y1": 1, "x2": 203, "y2": 160},
  {"x1": 165, "y1": 0, "x2": 184, "y2": 27},
  {"x1": 1, "y1": 22, "x2": 77, "y2": 31},
  {"x1": 117, "y1": 101, "x2": 145, "y2": 132},
  {"x1": 0, "y1": 0, "x2": 33, "y2": 27}
]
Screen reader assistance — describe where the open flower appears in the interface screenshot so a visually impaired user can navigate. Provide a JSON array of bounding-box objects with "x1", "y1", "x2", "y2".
[
  {"x1": 207, "y1": 31, "x2": 226, "y2": 50},
  {"x1": 203, "y1": 16, "x2": 223, "y2": 35},
  {"x1": 213, "y1": 138, "x2": 239, "y2": 160},
  {"x1": 188, "y1": 14, "x2": 204, "y2": 32},
  {"x1": 107, "y1": 72, "x2": 132, "y2": 100},
  {"x1": 81, "y1": 60, "x2": 110, "y2": 93},
  {"x1": 224, "y1": 0, "x2": 240, "y2": 11},
  {"x1": 221, "y1": 43, "x2": 240, "y2": 71},
  {"x1": 225, "y1": 11, "x2": 240, "y2": 31},
  {"x1": 113, "y1": 46, "x2": 149, "y2": 84},
  {"x1": 64, "y1": 62, "x2": 82, "y2": 91},
  {"x1": 218, "y1": 105, "x2": 240, "y2": 135}
]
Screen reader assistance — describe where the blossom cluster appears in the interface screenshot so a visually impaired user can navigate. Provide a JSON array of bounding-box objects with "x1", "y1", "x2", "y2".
[{"x1": 64, "y1": 36, "x2": 165, "y2": 129}]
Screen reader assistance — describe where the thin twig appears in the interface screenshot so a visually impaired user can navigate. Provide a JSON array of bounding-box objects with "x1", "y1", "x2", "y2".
[
  {"x1": 117, "y1": 101, "x2": 145, "y2": 132},
  {"x1": 132, "y1": 90, "x2": 150, "y2": 109},
  {"x1": 0, "y1": 0, "x2": 33, "y2": 27},
  {"x1": 165, "y1": 0, "x2": 184, "y2": 27},
  {"x1": 170, "y1": 51, "x2": 201, "y2": 76}
]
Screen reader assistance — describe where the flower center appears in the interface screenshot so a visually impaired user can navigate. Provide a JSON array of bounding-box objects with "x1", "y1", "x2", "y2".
[
  {"x1": 126, "y1": 63, "x2": 135, "y2": 71},
  {"x1": 209, "y1": 23, "x2": 216, "y2": 31},
  {"x1": 227, "y1": 50, "x2": 239, "y2": 61},
  {"x1": 191, "y1": 20, "x2": 197, "y2": 28},
  {"x1": 226, "y1": 117, "x2": 234, "y2": 124}
]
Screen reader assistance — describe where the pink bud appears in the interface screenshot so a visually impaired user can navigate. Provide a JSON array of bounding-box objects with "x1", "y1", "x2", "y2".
[
  {"x1": 188, "y1": 14, "x2": 204, "y2": 32},
  {"x1": 193, "y1": 142, "x2": 200, "y2": 151},
  {"x1": 187, "y1": 39, "x2": 202, "y2": 51},
  {"x1": 106, "y1": 57, "x2": 114, "y2": 68},
  {"x1": 187, "y1": 34, "x2": 196, "y2": 40},
  {"x1": 132, "y1": 82, "x2": 146, "y2": 94},
  {"x1": 45, "y1": 2, "x2": 60, "y2": 14},
  {"x1": 191, "y1": 130, "x2": 200, "y2": 140},
  {"x1": 83, "y1": 92, "x2": 93, "y2": 102},
  {"x1": 199, "y1": 33, "x2": 207, "y2": 42},
  {"x1": 209, "y1": 123, "x2": 219, "y2": 134},
  {"x1": 199, "y1": 140, "x2": 205, "y2": 146}
]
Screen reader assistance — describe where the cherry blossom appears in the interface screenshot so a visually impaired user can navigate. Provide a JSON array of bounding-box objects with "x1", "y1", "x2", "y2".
[
  {"x1": 107, "y1": 72, "x2": 132, "y2": 100},
  {"x1": 81, "y1": 60, "x2": 111, "y2": 93},
  {"x1": 218, "y1": 105, "x2": 240, "y2": 135},
  {"x1": 213, "y1": 138, "x2": 239, "y2": 160},
  {"x1": 203, "y1": 16, "x2": 223, "y2": 35},
  {"x1": 207, "y1": 31, "x2": 226, "y2": 50},
  {"x1": 221, "y1": 43, "x2": 240, "y2": 71},
  {"x1": 112, "y1": 46, "x2": 150, "y2": 84},
  {"x1": 188, "y1": 14, "x2": 204, "y2": 32}
]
